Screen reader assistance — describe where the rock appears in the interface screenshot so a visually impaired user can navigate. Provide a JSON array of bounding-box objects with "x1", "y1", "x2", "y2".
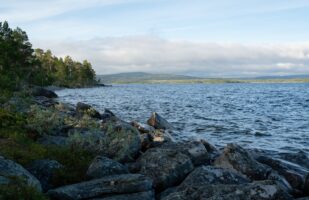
[
  {"x1": 159, "y1": 166, "x2": 250, "y2": 199},
  {"x1": 31, "y1": 87, "x2": 58, "y2": 98},
  {"x1": 147, "y1": 112, "x2": 173, "y2": 130},
  {"x1": 0, "y1": 176, "x2": 10, "y2": 185},
  {"x1": 279, "y1": 151, "x2": 309, "y2": 169},
  {"x1": 101, "y1": 109, "x2": 116, "y2": 121},
  {"x1": 267, "y1": 171, "x2": 293, "y2": 194},
  {"x1": 0, "y1": 156, "x2": 42, "y2": 191},
  {"x1": 37, "y1": 135, "x2": 69, "y2": 147},
  {"x1": 131, "y1": 121, "x2": 155, "y2": 134},
  {"x1": 101, "y1": 119, "x2": 141, "y2": 162},
  {"x1": 86, "y1": 156, "x2": 129, "y2": 179},
  {"x1": 34, "y1": 96, "x2": 57, "y2": 107},
  {"x1": 92, "y1": 190, "x2": 155, "y2": 200},
  {"x1": 160, "y1": 140, "x2": 210, "y2": 166},
  {"x1": 47, "y1": 174, "x2": 153, "y2": 200},
  {"x1": 27, "y1": 159, "x2": 63, "y2": 192},
  {"x1": 214, "y1": 143, "x2": 271, "y2": 180},
  {"x1": 180, "y1": 165, "x2": 250, "y2": 187},
  {"x1": 256, "y1": 155, "x2": 308, "y2": 191},
  {"x1": 76, "y1": 102, "x2": 101, "y2": 119},
  {"x1": 138, "y1": 147, "x2": 194, "y2": 191},
  {"x1": 161, "y1": 180, "x2": 293, "y2": 200}
]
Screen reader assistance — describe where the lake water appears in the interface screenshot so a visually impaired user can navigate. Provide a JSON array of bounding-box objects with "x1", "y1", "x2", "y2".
[{"x1": 56, "y1": 83, "x2": 309, "y2": 154}]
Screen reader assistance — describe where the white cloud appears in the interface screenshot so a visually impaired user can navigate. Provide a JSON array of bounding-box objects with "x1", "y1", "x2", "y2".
[{"x1": 33, "y1": 36, "x2": 309, "y2": 77}]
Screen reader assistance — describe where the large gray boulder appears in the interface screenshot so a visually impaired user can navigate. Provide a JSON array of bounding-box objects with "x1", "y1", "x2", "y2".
[
  {"x1": 147, "y1": 112, "x2": 173, "y2": 130},
  {"x1": 47, "y1": 174, "x2": 153, "y2": 200},
  {"x1": 92, "y1": 190, "x2": 155, "y2": 200},
  {"x1": 214, "y1": 143, "x2": 271, "y2": 180},
  {"x1": 180, "y1": 165, "x2": 250, "y2": 187},
  {"x1": 256, "y1": 155, "x2": 309, "y2": 191},
  {"x1": 161, "y1": 180, "x2": 293, "y2": 200},
  {"x1": 0, "y1": 156, "x2": 42, "y2": 191},
  {"x1": 101, "y1": 119, "x2": 141, "y2": 162},
  {"x1": 138, "y1": 147, "x2": 194, "y2": 191},
  {"x1": 86, "y1": 156, "x2": 129, "y2": 179},
  {"x1": 27, "y1": 159, "x2": 63, "y2": 192},
  {"x1": 279, "y1": 151, "x2": 309, "y2": 169},
  {"x1": 160, "y1": 140, "x2": 210, "y2": 166}
]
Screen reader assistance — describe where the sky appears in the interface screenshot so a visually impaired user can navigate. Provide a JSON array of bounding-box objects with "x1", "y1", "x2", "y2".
[{"x1": 1, "y1": 0, "x2": 309, "y2": 77}]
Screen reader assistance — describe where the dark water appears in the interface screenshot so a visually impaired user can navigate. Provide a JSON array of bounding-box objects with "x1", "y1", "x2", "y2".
[{"x1": 56, "y1": 83, "x2": 309, "y2": 154}]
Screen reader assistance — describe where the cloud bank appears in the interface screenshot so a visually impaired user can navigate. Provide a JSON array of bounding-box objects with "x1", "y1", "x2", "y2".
[{"x1": 34, "y1": 36, "x2": 309, "y2": 77}]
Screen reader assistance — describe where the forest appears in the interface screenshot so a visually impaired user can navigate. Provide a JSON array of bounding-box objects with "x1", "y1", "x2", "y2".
[{"x1": 0, "y1": 21, "x2": 97, "y2": 91}]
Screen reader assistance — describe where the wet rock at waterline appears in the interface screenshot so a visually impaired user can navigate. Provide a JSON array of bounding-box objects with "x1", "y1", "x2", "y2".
[
  {"x1": 147, "y1": 112, "x2": 173, "y2": 130},
  {"x1": 31, "y1": 87, "x2": 58, "y2": 98},
  {"x1": 91, "y1": 190, "x2": 155, "y2": 200},
  {"x1": 214, "y1": 143, "x2": 272, "y2": 180}
]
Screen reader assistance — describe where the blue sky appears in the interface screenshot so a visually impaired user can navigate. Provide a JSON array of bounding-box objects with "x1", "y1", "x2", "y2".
[{"x1": 1, "y1": 0, "x2": 309, "y2": 76}]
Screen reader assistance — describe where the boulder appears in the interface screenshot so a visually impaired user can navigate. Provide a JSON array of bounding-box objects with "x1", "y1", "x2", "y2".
[
  {"x1": 256, "y1": 155, "x2": 309, "y2": 191},
  {"x1": 31, "y1": 87, "x2": 58, "y2": 98},
  {"x1": 0, "y1": 156, "x2": 42, "y2": 191},
  {"x1": 34, "y1": 96, "x2": 57, "y2": 107},
  {"x1": 304, "y1": 174, "x2": 309, "y2": 195},
  {"x1": 279, "y1": 151, "x2": 309, "y2": 169},
  {"x1": 101, "y1": 119, "x2": 141, "y2": 162},
  {"x1": 86, "y1": 156, "x2": 129, "y2": 179},
  {"x1": 161, "y1": 180, "x2": 293, "y2": 200},
  {"x1": 0, "y1": 176, "x2": 10, "y2": 185},
  {"x1": 214, "y1": 143, "x2": 271, "y2": 180},
  {"x1": 47, "y1": 174, "x2": 153, "y2": 200},
  {"x1": 76, "y1": 102, "x2": 101, "y2": 119},
  {"x1": 92, "y1": 190, "x2": 155, "y2": 200},
  {"x1": 27, "y1": 159, "x2": 63, "y2": 192},
  {"x1": 138, "y1": 147, "x2": 194, "y2": 191},
  {"x1": 101, "y1": 109, "x2": 116, "y2": 121},
  {"x1": 131, "y1": 121, "x2": 155, "y2": 134},
  {"x1": 160, "y1": 140, "x2": 210, "y2": 166},
  {"x1": 180, "y1": 165, "x2": 250, "y2": 187},
  {"x1": 147, "y1": 112, "x2": 173, "y2": 130}
]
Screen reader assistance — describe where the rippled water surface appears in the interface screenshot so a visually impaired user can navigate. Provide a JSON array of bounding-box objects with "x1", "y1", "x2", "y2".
[{"x1": 57, "y1": 83, "x2": 309, "y2": 154}]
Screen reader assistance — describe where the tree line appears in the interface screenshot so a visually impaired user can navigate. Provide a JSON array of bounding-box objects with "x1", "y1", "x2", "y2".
[{"x1": 0, "y1": 21, "x2": 97, "y2": 91}]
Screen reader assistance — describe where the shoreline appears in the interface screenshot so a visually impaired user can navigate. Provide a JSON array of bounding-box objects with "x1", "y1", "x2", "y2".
[{"x1": 0, "y1": 87, "x2": 308, "y2": 199}]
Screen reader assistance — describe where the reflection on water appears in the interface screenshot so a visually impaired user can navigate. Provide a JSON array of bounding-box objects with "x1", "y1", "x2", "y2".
[{"x1": 57, "y1": 83, "x2": 309, "y2": 154}]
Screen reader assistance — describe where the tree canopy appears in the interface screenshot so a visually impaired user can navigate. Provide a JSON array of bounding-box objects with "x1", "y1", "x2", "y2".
[{"x1": 0, "y1": 21, "x2": 97, "y2": 90}]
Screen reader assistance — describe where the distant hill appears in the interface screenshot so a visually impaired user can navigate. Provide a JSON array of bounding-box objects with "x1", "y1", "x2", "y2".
[
  {"x1": 97, "y1": 72, "x2": 202, "y2": 84},
  {"x1": 97, "y1": 72, "x2": 309, "y2": 84}
]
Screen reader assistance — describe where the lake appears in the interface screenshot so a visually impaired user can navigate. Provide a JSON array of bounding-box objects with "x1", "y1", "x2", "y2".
[{"x1": 56, "y1": 83, "x2": 309, "y2": 154}]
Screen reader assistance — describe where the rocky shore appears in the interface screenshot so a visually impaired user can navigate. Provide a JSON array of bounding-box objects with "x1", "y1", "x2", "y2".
[{"x1": 1, "y1": 87, "x2": 309, "y2": 200}]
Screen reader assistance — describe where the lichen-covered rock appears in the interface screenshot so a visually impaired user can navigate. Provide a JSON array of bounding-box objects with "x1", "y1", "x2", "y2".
[
  {"x1": 0, "y1": 156, "x2": 42, "y2": 191},
  {"x1": 76, "y1": 102, "x2": 101, "y2": 119},
  {"x1": 181, "y1": 165, "x2": 250, "y2": 187},
  {"x1": 256, "y1": 155, "x2": 308, "y2": 191},
  {"x1": 47, "y1": 174, "x2": 153, "y2": 200},
  {"x1": 160, "y1": 140, "x2": 210, "y2": 166},
  {"x1": 101, "y1": 119, "x2": 141, "y2": 162},
  {"x1": 131, "y1": 121, "x2": 155, "y2": 134},
  {"x1": 138, "y1": 147, "x2": 194, "y2": 191},
  {"x1": 161, "y1": 180, "x2": 293, "y2": 200},
  {"x1": 27, "y1": 159, "x2": 63, "y2": 192},
  {"x1": 214, "y1": 143, "x2": 271, "y2": 180},
  {"x1": 92, "y1": 190, "x2": 155, "y2": 200},
  {"x1": 147, "y1": 112, "x2": 173, "y2": 130},
  {"x1": 86, "y1": 156, "x2": 129, "y2": 179}
]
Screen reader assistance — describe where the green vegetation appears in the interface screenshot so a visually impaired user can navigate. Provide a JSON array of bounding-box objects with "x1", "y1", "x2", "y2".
[{"x1": 0, "y1": 21, "x2": 97, "y2": 93}]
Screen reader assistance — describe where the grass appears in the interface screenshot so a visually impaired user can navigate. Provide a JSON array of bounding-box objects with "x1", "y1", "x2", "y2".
[{"x1": 0, "y1": 107, "x2": 95, "y2": 198}]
